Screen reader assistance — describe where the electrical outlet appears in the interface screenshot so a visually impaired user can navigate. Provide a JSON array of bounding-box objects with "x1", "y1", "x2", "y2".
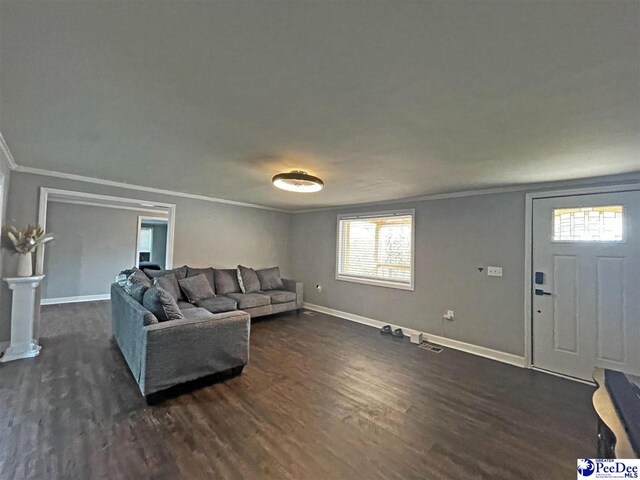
[
  {"x1": 487, "y1": 266, "x2": 503, "y2": 277},
  {"x1": 316, "y1": 284, "x2": 322, "y2": 292},
  {"x1": 443, "y1": 310, "x2": 454, "y2": 320}
]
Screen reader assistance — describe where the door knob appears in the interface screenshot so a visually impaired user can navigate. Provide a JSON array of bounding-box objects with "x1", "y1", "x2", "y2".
[{"x1": 535, "y1": 288, "x2": 552, "y2": 296}]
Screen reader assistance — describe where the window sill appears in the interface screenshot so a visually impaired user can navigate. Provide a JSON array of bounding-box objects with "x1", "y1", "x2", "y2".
[{"x1": 335, "y1": 275, "x2": 414, "y2": 291}]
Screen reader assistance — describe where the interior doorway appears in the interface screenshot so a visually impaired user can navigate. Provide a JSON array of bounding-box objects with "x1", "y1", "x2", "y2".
[
  {"x1": 36, "y1": 187, "x2": 176, "y2": 311},
  {"x1": 136, "y1": 216, "x2": 170, "y2": 270}
]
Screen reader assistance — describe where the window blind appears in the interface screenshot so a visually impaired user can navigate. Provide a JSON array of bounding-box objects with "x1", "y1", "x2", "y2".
[
  {"x1": 139, "y1": 228, "x2": 153, "y2": 253},
  {"x1": 337, "y1": 211, "x2": 414, "y2": 289}
]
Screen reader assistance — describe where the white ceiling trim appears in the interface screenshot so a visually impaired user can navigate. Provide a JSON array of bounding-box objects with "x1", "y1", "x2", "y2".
[
  {"x1": 293, "y1": 173, "x2": 640, "y2": 214},
  {"x1": 48, "y1": 197, "x2": 169, "y2": 215},
  {"x1": 14, "y1": 164, "x2": 640, "y2": 216},
  {"x1": 5, "y1": 132, "x2": 639, "y2": 214},
  {"x1": 0, "y1": 131, "x2": 18, "y2": 170},
  {"x1": 14, "y1": 165, "x2": 291, "y2": 213}
]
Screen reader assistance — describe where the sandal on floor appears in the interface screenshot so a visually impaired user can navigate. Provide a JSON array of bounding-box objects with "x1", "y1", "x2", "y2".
[
  {"x1": 380, "y1": 325, "x2": 393, "y2": 335},
  {"x1": 392, "y1": 328, "x2": 404, "y2": 338}
]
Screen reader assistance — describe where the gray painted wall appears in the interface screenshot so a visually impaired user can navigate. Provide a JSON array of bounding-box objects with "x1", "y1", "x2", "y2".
[
  {"x1": 290, "y1": 175, "x2": 640, "y2": 357},
  {"x1": 1, "y1": 171, "x2": 292, "y2": 340},
  {"x1": 291, "y1": 193, "x2": 526, "y2": 356},
  {"x1": 3, "y1": 168, "x2": 638, "y2": 355},
  {"x1": 42, "y1": 203, "x2": 154, "y2": 299}
]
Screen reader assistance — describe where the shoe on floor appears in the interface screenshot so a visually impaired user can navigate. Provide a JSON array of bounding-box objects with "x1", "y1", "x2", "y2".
[
  {"x1": 392, "y1": 328, "x2": 404, "y2": 338},
  {"x1": 380, "y1": 325, "x2": 393, "y2": 335}
]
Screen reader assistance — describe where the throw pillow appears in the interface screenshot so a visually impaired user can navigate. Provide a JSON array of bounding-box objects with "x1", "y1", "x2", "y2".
[
  {"x1": 186, "y1": 266, "x2": 216, "y2": 295},
  {"x1": 124, "y1": 270, "x2": 152, "y2": 304},
  {"x1": 127, "y1": 283, "x2": 148, "y2": 304},
  {"x1": 153, "y1": 273, "x2": 183, "y2": 301},
  {"x1": 131, "y1": 268, "x2": 152, "y2": 287},
  {"x1": 144, "y1": 265, "x2": 188, "y2": 280},
  {"x1": 178, "y1": 274, "x2": 215, "y2": 303},
  {"x1": 237, "y1": 265, "x2": 261, "y2": 293},
  {"x1": 256, "y1": 266, "x2": 284, "y2": 291},
  {"x1": 214, "y1": 268, "x2": 241, "y2": 295},
  {"x1": 143, "y1": 286, "x2": 184, "y2": 322}
]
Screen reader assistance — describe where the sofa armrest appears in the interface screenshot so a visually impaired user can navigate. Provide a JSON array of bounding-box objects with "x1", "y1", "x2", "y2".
[
  {"x1": 141, "y1": 311, "x2": 250, "y2": 395},
  {"x1": 282, "y1": 278, "x2": 303, "y2": 309},
  {"x1": 111, "y1": 283, "x2": 156, "y2": 386}
]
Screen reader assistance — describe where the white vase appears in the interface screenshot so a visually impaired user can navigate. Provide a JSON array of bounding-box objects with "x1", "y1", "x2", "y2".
[{"x1": 17, "y1": 253, "x2": 33, "y2": 277}]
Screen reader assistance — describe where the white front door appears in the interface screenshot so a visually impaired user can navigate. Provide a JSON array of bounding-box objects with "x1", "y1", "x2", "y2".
[{"x1": 532, "y1": 190, "x2": 640, "y2": 381}]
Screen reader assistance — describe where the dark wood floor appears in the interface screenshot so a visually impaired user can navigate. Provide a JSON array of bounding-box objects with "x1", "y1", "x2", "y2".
[{"x1": 0, "y1": 302, "x2": 594, "y2": 479}]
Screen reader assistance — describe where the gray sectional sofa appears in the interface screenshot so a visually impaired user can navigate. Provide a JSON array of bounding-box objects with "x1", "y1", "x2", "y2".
[{"x1": 111, "y1": 265, "x2": 303, "y2": 397}]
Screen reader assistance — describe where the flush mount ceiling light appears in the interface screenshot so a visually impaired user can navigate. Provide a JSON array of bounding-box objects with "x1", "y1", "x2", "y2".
[{"x1": 272, "y1": 170, "x2": 324, "y2": 193}]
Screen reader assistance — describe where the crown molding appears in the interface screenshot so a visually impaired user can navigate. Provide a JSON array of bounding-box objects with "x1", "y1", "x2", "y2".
[
  {"x1": 293, "y1": 172, "x2": 640, "y2": 214},
  {"x1": 14, "y1": 164, "x2": 640, "y2": 215},
  {"x1": 13, "y1": 165, "x2": 292, "y2": 213},
  {"x1": 48, "y1": 197, "x2": 169, "y2": 215},
  {"x1": 5, "y1": 130, "x2": 638, "y2": 215},
  {"x1": 0, "y1": 131, "x2": 18, "y2": 170}
]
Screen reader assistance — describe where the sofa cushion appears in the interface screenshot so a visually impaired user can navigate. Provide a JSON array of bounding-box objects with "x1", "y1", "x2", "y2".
[
  {"x1": 179, "y1": 274, "x2": 215, "y2": 303},
  {"x1": 143, "y1": 286, "x2": 184, "y2": 322},
  {"x1": 177, "y1": 300, "x2": 197, "y2": 310},
  {"x1": 153, "y1": 273, "x2": 183, "y2": 301},
  {"x1": 195, "y1": 296, "x2": 238, "y2": 313},
  {"x1": 214, "y1": 269, "x2": 241, "y2": 295},
  {"x1": 237, "y1": 265, "x2": 261, "y2": 293},
  {"x1": 181, "y1": 307, "x2": 216, "y2": 322},
  {"x1": 144, "y1": 265, "x2": 188, "y2": 281},
  {"x1": 225, "y1": 292, "x2": 271, "y2": 309},
  {"x1": 256, "y1": 266, "x2": 284, "y2": 291},
  {"x1": 259, "y1": 289, "x2": 296, "y2": 304},
  {"x1": 186, "y1": 266, "x2": 216, "y2": 294}
]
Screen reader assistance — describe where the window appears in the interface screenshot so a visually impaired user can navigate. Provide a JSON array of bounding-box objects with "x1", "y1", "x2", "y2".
[
  {"x1": 337, "y1": 210, "x2": 414, "y2": 290},
  {"x1": 553, "y1": 206, "x2": 624, "y2": 242},
  {"x1": 138, "y1": 227, "x2": 153, "y2": 253}
]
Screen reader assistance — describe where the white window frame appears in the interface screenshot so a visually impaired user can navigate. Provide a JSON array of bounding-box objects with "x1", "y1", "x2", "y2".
[{"x1": 335, "y1": 209, "x2": 415, "y2": 291}]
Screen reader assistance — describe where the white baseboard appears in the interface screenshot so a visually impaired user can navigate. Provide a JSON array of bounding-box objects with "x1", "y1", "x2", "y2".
[
  {"x1": 531, "y1": 366, "x2": 595, "y2": 386},
  {"x1": 41, "y1": 294, "x2": 110, "y2": 305},
  {"x1": 303, "y1": 302, "x2": 526, "y2": 368}
]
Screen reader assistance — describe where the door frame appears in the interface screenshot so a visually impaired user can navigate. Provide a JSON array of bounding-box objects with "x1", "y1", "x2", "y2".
[
  {"x1": 37, "y1": 187, "x2": 177, "y2": 276},
  {"x1": 136, "y1": 215, "x2": 172, "y2": 269},
  {"x1": 523, "y1": 182, "x2": 640, "y2": 370}
]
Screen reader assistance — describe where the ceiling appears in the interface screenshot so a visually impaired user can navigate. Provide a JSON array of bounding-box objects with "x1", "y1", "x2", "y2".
[{"x1": 1, "y1": 1, "x2": 638, "y2": 211}]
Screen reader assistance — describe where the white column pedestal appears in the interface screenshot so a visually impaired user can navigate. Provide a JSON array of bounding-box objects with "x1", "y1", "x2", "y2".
[{"x1": 2, "y1": 275, "x2": 45, "y2": 362}]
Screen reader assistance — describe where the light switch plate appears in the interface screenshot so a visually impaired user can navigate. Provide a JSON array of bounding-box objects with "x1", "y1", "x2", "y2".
[{"x1": 487, "y1": 266, "x2": 503, "y2": 277}]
